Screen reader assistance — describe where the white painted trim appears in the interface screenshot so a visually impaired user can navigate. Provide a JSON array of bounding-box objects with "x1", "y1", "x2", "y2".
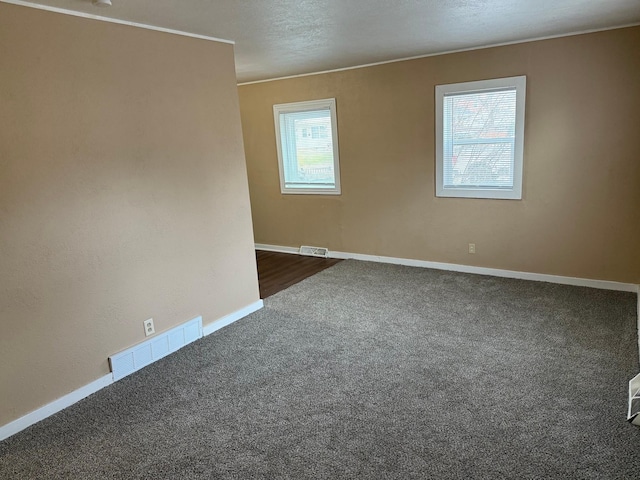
[
  {"x1": 329, "y1": 251, "x2": 637, "y2": 292},
  {"x1": 238, "y1": 23, "x2": 640, "y2": 86},
  {"x1": 255, "y1": 243, "x2": 636, "y2": 292},
  {"x1": 435, "y1": 75, "x2": 526, "y2": 200},
  {"x1": 255, "y1": 243, "x2": 300, "y2": 254},
  {"x1": 0, "y1": 374, "x2": 113, "y2": 442},
  {"x1": 330, "y1": 250, "x2": 637, "y2": 292},
  {"x1": 203, "y1": 300, "x2": 264, "y2": 336},
  {"x1": 0, "y1": 0, "x2": 234, "y2": 45},
  {"x1": 109, "y1": 316, "x2": 203, "y2": 381},
  {"x1": 0, "y1": 299, "x2": 263, "y2": 441},
  {"x1": 273, "y1": 98, "x2": 341, "y2": 195}
]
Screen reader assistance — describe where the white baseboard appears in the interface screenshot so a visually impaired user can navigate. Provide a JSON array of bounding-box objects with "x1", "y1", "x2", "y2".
[
  {"x1": 257, "y1": 244, "x2": 640, "y2": 361},
  {"x1": 203, "y1": 300, "x2": 264, "y2": 336},
  {"x1": 255, "y1": 243, "x2": 299, "y2": 254},
  {"x1": 0, "y1": 299, "x2": 264, "y2": 442},
  {"x1": 331, "y1": 250, "x2": 638, "y2": 292},
  {"x1": 255, "y1": 243, "x2": 637, "y2": 293},
  {"x1": 0, "y1": 374, "x2": 113, "y2": 442}
]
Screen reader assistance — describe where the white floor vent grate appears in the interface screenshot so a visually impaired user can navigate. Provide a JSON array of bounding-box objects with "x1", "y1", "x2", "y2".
[
  {"x1": 299, "y1": 245, "x2": 329, "y2": 258},
  {"x1": 629, "y1": 373, "x2": 640, "y2": 426},
  {"x1": 109, "y1": 316, "x2": 202, "y2": 381}
]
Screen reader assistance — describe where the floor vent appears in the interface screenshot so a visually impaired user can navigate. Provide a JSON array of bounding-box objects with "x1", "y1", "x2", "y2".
[
  {"x1": 299, "y1": 245, "x2": 329, "y2": 258},
  {"x1": 109, "y1": 316, "x2": 202, "y2": 381},
  {"x1": 629, "y1": 373, "x2": 640, "y2": 426}
]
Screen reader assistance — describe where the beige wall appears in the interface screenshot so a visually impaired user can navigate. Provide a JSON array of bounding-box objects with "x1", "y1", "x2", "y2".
[
  {"x1": 239, "y1": 26, "x2": 640, "y2": 284},
  {"x1": 0, "y1": 3, "x2": 260, "y2": 426}
]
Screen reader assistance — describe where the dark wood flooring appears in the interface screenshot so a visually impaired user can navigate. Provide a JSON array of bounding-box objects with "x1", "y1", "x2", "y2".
[{"x1": 256, "y1": 250, "x2": 342, "y2": 298}]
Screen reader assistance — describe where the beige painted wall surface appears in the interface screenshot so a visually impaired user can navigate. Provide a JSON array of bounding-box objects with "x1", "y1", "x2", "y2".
[
  {"x1": 240, "y1": 27, "x2": 640, "y2": 284},
  {"x1": 0, "y1": 3, "x2": 259, "y2": 426}
]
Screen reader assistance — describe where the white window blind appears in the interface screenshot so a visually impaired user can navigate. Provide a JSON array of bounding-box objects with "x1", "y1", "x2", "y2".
[
  {"x1": 436, "y1": 76, "x2": 526, "y2": 200},
  {"x1": 443, "y1": 88, "x2": 516, "y2": 189}
]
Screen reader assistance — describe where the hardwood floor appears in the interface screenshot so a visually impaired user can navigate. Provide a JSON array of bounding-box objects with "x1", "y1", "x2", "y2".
[{"x1": 256, "y1": 250, "x2": 342, "y2": 299}]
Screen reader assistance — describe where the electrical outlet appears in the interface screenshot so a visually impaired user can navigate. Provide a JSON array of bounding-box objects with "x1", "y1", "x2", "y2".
[
  {"x1": 468, "y1": 243, "x2": 476, "y2": 254},
  {"x1": 143, "y1": 318, "x2": 155, "y2": 337}
]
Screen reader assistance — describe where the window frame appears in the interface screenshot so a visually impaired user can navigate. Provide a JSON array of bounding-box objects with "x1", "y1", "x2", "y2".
[
  {"x1": 273, "y1": 98, "x2": 341, "y2": 195},
  {"x1": 435, "y1": 75, "x2": 526, "y2": 200}
]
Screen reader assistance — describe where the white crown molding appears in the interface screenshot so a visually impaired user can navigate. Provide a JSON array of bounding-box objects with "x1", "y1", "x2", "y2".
[
  {"x1": 238, "y1": 22, "x2": 640, "y2": 86},
  {"x1": 0, "y1": 0, "x2": 234, "y2": 44}
]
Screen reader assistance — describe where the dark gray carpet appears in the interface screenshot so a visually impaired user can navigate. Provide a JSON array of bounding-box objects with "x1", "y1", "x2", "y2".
[{"x1": 2, "y1": 260, "x2": 639, "y2": 479}]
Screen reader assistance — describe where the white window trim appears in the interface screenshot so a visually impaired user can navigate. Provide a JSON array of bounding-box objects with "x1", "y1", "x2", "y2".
[
  {"x1": 435, "y1": 75, "x2": 526, "y2": 200},
  {"x1": 273, "y1": 98, "x2": 341, "y2": 195}
]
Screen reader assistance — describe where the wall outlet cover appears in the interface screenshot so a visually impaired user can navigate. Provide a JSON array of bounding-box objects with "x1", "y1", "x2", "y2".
[{"x1": 143, "y1": 318, "x2": 155, "y2": 337}]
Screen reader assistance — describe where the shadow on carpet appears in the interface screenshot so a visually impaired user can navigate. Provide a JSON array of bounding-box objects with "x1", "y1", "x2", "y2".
[{"x1": 1, "y1": 260, "x2": 639, "y2": 479}]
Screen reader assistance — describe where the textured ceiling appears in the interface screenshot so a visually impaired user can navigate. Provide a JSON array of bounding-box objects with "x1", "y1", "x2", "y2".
[{"x1": 10, "y1": 0, "x2": 640, "y2": 82}]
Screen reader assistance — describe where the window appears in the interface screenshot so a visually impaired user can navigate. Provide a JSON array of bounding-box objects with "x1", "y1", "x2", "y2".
[
  {"x1": 435, "y1": 76, "x2": 526, "y2": 199},
  {"x1": 273, "y1": 98, "x2": 341, "y2": 195}
]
